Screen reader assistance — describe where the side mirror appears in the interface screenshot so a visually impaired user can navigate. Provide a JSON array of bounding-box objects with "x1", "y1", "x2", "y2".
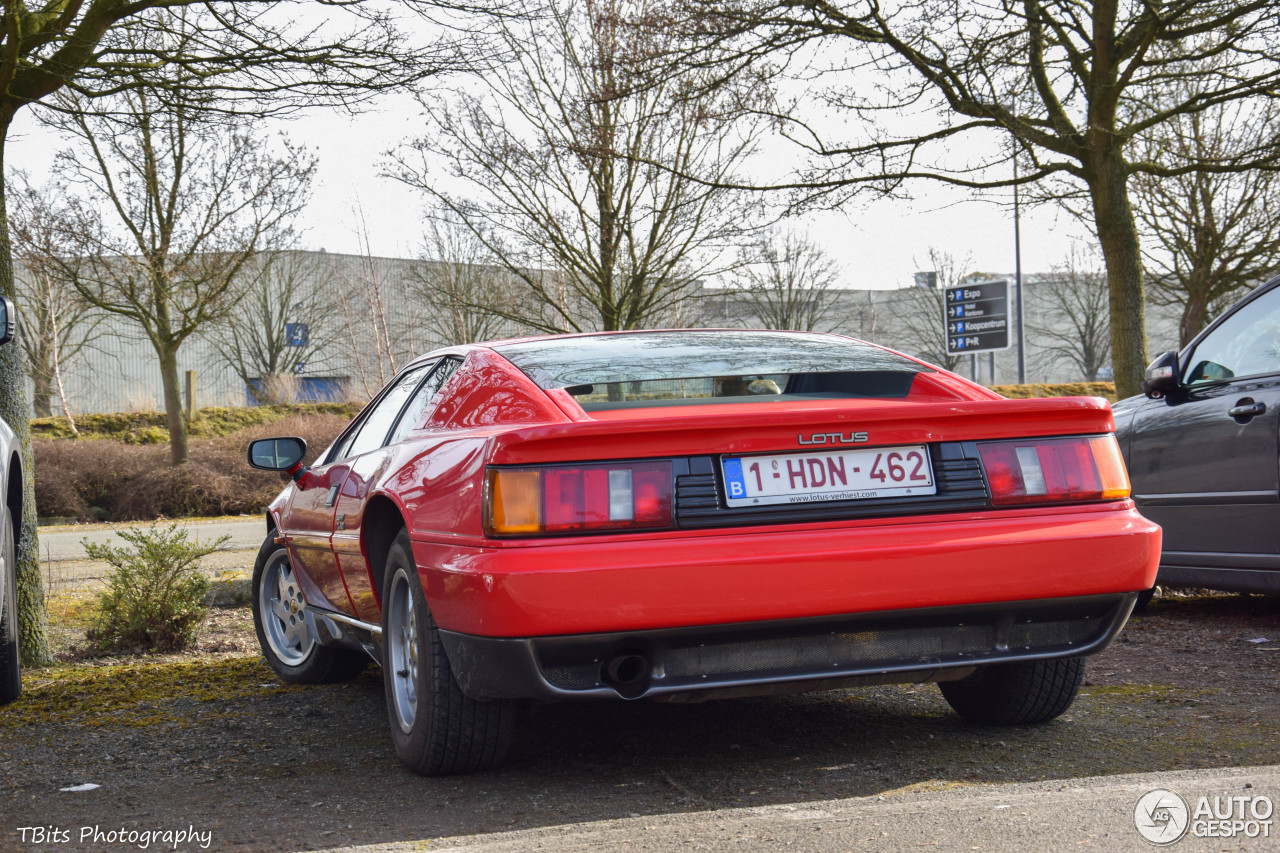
[
  {"x1": 0, "y1": 296, "x2": 15, "y2": 346},
  {"x1": 247, "y1": 437, "x2": 309, "y2": 482},
  {"x1": 1142, "y1": 351, "x2": 1181, "y2": 399}
]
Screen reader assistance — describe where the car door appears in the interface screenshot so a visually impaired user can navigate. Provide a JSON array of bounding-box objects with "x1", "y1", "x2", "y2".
[
  {"x1": 331, "y1": 359, "x2": 461, "y2": 621},
  {"x1": 1127, "y1": 281, "x2": 1280, "y2": 569},
  {"x1": 284, "y1": 362, "x2": 435, "y2": 616},
  {"x1": 282, "y1": 456, "x2": 356, "y2": 615}
]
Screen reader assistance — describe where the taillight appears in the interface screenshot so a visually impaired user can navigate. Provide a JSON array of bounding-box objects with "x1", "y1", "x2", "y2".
[
  {"x1": 978, "y1": 435, "x2": 1130, "y2": 506},
  {"x1": 485, "y1": 462, "x2": 673, "y2": 536}
]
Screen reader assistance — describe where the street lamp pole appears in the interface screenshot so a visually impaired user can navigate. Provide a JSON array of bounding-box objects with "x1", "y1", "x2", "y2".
[{"x1": 1013, "y1": 139, "x2": 1026, "y2": 384}]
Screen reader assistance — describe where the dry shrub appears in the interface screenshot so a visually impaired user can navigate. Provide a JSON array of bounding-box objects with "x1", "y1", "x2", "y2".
[
  {"x1": 205, "y1": 413, "x2": 352, "y2": 459},
  {"x1": 251, "y1": 373, "x2": 303, "y2": 405},
  {"x1": 32, "y1": 466, "x2": 89, "y2": 520},
  {"x1": 34, "y1": 440, "x2": 160, "y2": 521},
  {"x1": 34, "y1": 412, "x2": 355, "y2": 522},
  {"x1": 110, "y1": 462, "x2": 266, "y2": 521}
]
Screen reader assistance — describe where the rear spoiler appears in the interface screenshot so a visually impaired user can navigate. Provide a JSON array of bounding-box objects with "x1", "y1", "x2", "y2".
[{"x1": 486, "y1": 397, "x2": 1116, "y2": 466}]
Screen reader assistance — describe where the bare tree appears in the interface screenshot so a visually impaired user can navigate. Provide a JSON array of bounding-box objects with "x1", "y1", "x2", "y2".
[
  {"x1": 0, "y1": 0, "x2": 459, "y2": 664},
  {"x1": 728, "y1": 230, "x2": 841, "y2": 331},
  {"x1": 854, "y1": 291, "x2": 881, "y2": 343},
  {"x1": 686, "y1": 0, "x2": 1280, "y2": 399},
  {"x1": 887, "y1": 250, "x2": 973, "y2": 372},
  {"x1": 8, "y1": 174, "x2": 105, "y2": 428},
  {"x1": 1027, "y1": 249, "x2": 1111, "y2": 382},
  {"x1": 328, "y1": 232, "x2": 425, "y2": 403},
  {"x1": 412, "y1": 214, "x2": 521, "y2": 345},
  {"x1": 391, "y1": 0, "x2": 765, "y2": 334},
  {"x1": 42, "y1": 82, "x2": 315, "y2": 464},
  {"x1": 213, "y1": 251, "x2": 337, "y2": 404},
  {"x1": 1132, "y1": 98, "x2": 1280, "y2": 348}
]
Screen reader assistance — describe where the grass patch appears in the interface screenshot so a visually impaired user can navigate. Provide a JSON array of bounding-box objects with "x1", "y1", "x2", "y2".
[
  {"x1": 31, "y1": 402, "x2": 361, "y2": 443},
  {"x1": 45, "y1": 589, "x2": 100, "y2": 630}
]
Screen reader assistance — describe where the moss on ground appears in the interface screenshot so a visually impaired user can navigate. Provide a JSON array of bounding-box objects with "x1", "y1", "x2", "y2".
[
  {"x1": 44, "y1": 588, "x2": 100, "y2": 631},
  {"x1": 0, "y1": 655, "x2": 299, "y2": 730},
  {"x1": 31, "y1": 402, "x2": 362, "y2": 443}
]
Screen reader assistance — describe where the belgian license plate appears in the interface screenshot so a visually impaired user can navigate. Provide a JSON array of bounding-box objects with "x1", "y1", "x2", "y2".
[{"x1": 721, "y1": 445, "x2": 936, "y2": 507}]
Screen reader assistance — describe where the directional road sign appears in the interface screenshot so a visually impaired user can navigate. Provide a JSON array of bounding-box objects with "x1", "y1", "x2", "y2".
[{"x1": 944, "y1": 280, "x2": 1010, "y2": 356}]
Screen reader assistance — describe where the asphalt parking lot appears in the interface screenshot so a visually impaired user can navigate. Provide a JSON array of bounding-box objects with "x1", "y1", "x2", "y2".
[{"x1": 1, "y1": 591, "x2": 1277, "y2": 851}]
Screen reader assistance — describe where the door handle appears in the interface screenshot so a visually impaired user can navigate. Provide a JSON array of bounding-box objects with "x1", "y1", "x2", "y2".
[{"x1": 1228, "y1": 400, "x2": 1266, "y2": 419}]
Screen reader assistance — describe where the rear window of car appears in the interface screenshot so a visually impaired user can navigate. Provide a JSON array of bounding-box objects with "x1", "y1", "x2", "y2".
[{"x1": 492, "y1": 331, "x2": 927, "y2": 410}]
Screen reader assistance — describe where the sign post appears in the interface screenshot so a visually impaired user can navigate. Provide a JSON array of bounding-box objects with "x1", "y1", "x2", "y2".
[{"x1": 944, "y1": 279, "x2": 1011, "y2": 358}]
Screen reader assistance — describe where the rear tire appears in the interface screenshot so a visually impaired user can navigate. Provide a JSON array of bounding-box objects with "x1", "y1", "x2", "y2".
[
  {"x1": 382, "y1": 529, "x2": 515, "y2": 775},
  {"x1": 252, "y1": 533, "x2": 366, "y2": 685},
  {"x1": 939, "y1": 657, "x2": 1084, "y2": 725},
  {"x1": 0, "y1": 505, "x2": 20, "y2": 705}
]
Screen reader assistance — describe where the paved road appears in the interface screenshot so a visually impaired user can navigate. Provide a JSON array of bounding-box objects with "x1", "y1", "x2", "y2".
[
  {"x1": 336, "y1": 766, "x2": 1280, "y2": 853},
  {"x1": 35, "y1": 517, "x2": 265, "y2": 562}
]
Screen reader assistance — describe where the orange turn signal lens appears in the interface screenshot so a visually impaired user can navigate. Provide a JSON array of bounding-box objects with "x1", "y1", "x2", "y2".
[
  {"x1": 486, "y1": 469, "x2": 542, "y2": 535},
  {"x1": 484, "y1": 462, "x2": 675, "y2": 537},
  {"x1": 1088, "y1": 435, "x2": 1131, "y2": 500}
]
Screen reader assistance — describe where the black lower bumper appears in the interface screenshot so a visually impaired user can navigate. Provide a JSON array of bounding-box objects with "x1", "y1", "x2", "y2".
[{"x1": 438, "y1": 593, "x2": 1137, "y2": 702}]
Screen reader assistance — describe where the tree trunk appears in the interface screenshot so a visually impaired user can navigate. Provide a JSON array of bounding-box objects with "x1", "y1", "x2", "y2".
[
  {"x1": 0, "y1": 114, "x2": 51, "y2": 665},
  {"x1": 1087, "y1": 149, "x2": 1149, "y2": 399},
  {"x1": 1179, "y1": 293, "x2": 1210, "y2": 349},
  {"x1": 157, "y1": 341, "x2": 190, "y2": 465},
  {"x1": 30, "y1": 371, "x2": 52, "y2": 418}
]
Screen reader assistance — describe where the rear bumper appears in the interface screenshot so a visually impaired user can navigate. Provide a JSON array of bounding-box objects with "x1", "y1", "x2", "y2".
[
  {"x1": 440, "y1": 593, "x2": 1137, "y2": 700},
  {"x1": 412, "y1": 503, "x2": 1160, "y2": 637}
]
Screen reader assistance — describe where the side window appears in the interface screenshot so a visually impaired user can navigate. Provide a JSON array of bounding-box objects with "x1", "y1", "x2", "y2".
[
  {"x1": 387, "y1": 358, "x2": 462, "y2": 446},
  {"x1": 1185, "y1": 288, "x2": 1280, "y2": 384},
  {"x1": 337, "y1": 363, "x2": 433, "y2": 460}
]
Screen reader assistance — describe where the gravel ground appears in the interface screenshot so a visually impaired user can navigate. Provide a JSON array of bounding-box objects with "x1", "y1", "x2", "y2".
[{"x1": 0, "y1": 593, "x2": 1277, "y2": 852}]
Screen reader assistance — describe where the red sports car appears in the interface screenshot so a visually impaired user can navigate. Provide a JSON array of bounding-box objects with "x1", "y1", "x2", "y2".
[{"x1": 247, "y1": 330, "x2": 1159, "y2": 776}]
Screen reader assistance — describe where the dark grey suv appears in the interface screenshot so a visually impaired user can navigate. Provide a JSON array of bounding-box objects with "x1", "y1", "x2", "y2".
[{"x1": 1114, "y1": 274, "x2": 1280, "y2": 595}]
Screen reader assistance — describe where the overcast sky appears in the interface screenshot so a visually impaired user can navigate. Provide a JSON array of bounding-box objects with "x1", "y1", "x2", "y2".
[{"x1": 7, "y1": 88, "x2": 1095, "y2": 292}]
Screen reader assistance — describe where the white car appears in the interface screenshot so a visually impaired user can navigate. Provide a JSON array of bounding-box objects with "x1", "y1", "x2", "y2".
[{"x1": 0, "y1": 295, "x2": 25, "y2": 705}]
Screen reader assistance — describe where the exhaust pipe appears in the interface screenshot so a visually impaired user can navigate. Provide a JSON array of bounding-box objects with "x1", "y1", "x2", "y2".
[{"x1": 602, "y1": 651, "x2": 650, "y2": 697}]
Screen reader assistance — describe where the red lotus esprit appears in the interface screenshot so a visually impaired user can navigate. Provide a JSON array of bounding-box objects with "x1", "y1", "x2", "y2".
[{"x1": 246, "y1": 329, "x2": 1159, "y2": 776}]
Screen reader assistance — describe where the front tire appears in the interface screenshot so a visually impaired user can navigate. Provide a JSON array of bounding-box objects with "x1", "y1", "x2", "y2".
[
  {"x1": 939, "y1": 657, "x2": 1085, "y2": 725},
  {"x1": 382, "y1": 529, "x2": 515, "y2": 775},
  {"x1": 252, "y1": 533, "x2": 365, "y2": 685},
  {"x1": 0, "y1": 505, "x2": 21, "y2": 705}
]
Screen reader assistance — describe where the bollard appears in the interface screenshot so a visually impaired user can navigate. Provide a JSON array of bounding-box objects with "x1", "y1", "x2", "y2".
[{"x1": 185, "y1": 369, "x2": 197, "y2": 421}]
